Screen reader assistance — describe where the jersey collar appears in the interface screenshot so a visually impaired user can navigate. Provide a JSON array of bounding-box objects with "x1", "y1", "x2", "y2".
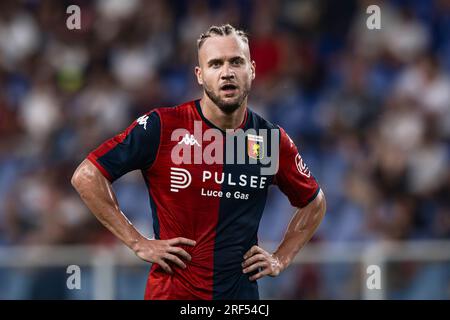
[{"x1": 193, "y1": 99, "x2": 250, "y2": 134}]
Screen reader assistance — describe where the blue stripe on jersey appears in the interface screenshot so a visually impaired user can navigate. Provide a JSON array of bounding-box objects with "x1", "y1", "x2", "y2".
[
  {"x1": 212, "y1": 110, "x2": 276, "y2": 300},
  {"x1": 97, "y1": 111, "x2": 161, "y2": 181}
]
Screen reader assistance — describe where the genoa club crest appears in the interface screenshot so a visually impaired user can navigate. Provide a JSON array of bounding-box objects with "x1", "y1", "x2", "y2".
[{"x1": 247, "y1": 134, "x2": 264, "y2": 159}]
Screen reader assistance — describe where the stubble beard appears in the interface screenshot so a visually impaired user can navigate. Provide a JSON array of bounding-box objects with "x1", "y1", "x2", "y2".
[{"x1": 203, "y1": 82, "x2": 251, "y2": 115}]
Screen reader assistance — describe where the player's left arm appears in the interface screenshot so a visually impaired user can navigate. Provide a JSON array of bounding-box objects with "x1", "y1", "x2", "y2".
[
  {"x1": 242, "y1": 126, "x2": 326, "y2": 281},
  {"x1": 242, "y1": 190, "x2": 326, "y2": 281}
]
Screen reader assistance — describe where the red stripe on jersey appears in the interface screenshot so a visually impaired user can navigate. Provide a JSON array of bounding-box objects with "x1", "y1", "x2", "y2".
[
  {"x1": 86, "y1": 155, "x2": 113, "y2": 181},
  {"x1": 144, "y1": 101, "x2": 222, "y2": 300}
]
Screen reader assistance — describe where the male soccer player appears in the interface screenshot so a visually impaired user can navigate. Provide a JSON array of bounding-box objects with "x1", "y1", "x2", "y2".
[{"x1": 72, "y1": 24, "x2": 326, "y2": 300}]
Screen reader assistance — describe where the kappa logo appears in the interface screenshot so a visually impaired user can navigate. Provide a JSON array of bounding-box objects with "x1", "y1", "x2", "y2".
[
  {"x1": 178, "y1": 134, "x2": 200, "y2": 146},
  {"x1": 137, "y1": 115, "x2": 149, "y2": 130},
  {"x1": 170, "y1": 167, "x2": 192, "y2": 192},
  {"x1": 295, "y1": 153, "x2": 311, "y2": 178}
]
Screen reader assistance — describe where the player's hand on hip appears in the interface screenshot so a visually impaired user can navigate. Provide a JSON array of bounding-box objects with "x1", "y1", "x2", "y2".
[
  {"x1": 133, "y1": 237, "x2": 196, "y2": 274},
  {"x1": 242, "y1": 245, "x2": 282, "y2": 281}
]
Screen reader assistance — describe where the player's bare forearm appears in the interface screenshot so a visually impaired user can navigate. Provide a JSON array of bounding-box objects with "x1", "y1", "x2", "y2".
[
  {"x1": 242, "y1": 189, "x2": 326, "y2": 281},
  {"x1": 71, "y1": 159, "x2": 145, "y2": 250},
  {"x1": 273, "y1": 189, "x2": 326, "y2": 271},
  {"x1": 71, "y1": 159, "x2": 196, "y2": 273}
]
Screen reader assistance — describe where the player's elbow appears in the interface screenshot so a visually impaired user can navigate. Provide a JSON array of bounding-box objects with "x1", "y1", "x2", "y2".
[
  {"x1": 71, "y1": 165, "x2": 84, "y2": 191},
  {"x1": 71, "y1": 159, "x2": 94, "y2": 193}
]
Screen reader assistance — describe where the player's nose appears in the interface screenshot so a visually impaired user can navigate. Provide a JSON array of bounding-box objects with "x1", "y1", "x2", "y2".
[{"x1": 220, "y1": 64, "x2": 235, "y2": 80}]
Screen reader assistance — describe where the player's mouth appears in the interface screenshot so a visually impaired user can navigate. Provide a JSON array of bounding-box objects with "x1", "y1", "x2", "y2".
[{"x1": 220, "y1": 83, "x2": 238, "y2": 96}]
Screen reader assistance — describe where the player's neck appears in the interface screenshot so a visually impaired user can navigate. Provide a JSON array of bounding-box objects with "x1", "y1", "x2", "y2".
[{"x1": 199, "y1": 96, "x2": 247, "y2": 131}]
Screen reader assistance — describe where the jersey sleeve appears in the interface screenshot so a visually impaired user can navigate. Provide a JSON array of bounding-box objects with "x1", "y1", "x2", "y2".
[
  {"x1": 273, "y1": 126, "x2": 320, "y2": 208},
  {"x1": 87, "y1": 111, "x2": 160, "y2": 182}
]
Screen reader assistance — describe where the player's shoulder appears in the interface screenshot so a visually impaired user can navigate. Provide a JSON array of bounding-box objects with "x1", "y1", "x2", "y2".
[
  {"x1": 149, "y1": 100, "x2": 195, "y2": 117},
  {"x1": 247, "y1": 107, "x2": 280, "y2": 131},
  {"x1": 143, "y1": 100, "x2": 197, "y2": 128},
  {"x1": 246, "y1": 108, "x2": 295, "y2": 147}
]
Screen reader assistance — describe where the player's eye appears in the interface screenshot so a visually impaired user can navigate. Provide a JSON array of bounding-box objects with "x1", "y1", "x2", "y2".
[
  {"x1": 231, "y1": 58, "x2": 244, "y2": 66},
  {"x1": 210, "y1": 61, "x2": 222, "y2": 68}
]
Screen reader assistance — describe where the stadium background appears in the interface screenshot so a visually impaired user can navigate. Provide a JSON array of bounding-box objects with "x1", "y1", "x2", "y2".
[{"x1": 0, "y1": 0, "x2": 449, "y2": 299}]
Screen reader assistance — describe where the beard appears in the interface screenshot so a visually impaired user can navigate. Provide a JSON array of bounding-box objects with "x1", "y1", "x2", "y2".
[{"x1": 203, "y1": 82, "x2": 251, "y2": 114}]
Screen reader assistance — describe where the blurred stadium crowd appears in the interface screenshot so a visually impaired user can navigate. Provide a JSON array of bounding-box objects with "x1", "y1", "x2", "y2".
[{"x1": 0, "y1": 0, "x2": 449, "y2": 299}]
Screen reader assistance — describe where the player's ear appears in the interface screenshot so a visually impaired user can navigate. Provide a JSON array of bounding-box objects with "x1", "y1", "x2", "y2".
[
  {"x1": 195, "y1": 66, "x2": 203, "y2": 85},
  {"x1": 251, "y1": 60, "x2": 256, "y2": 80}
]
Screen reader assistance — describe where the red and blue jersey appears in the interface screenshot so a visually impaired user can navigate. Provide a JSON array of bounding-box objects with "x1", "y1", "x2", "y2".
[{"x1": 87, "y1": 99, "x2": 320, "y2": 300}]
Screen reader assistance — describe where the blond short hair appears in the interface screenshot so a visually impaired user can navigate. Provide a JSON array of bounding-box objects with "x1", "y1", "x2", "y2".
[{"x1": 197, "y1": 24, "x2": 248, "y2": 49}]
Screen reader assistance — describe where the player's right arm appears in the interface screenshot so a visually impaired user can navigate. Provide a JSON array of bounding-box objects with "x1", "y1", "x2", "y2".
[{"x1": 71, "y1": 112, "x2": 195, "y2": 274}]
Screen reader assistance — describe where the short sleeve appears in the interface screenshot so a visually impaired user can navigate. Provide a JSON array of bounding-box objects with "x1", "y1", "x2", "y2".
[
  {"x1": 87, "y1": 111, "x2": 160, "y2": 182},
  {"x1": 273, "y1": 126, "x2": 320, "y2": 208}
]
